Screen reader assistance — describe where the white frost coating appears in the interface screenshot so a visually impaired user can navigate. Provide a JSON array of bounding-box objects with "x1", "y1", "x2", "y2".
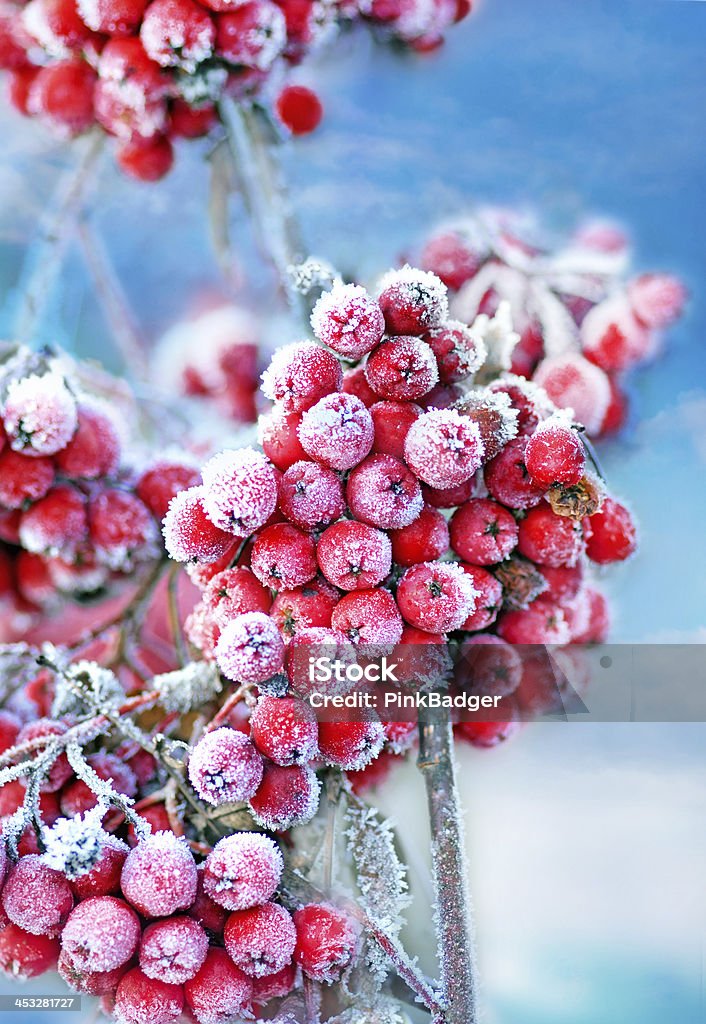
[
  {"x1": 42, "y1": 806, "x2": 123, "y2": 879},
  {"x1": 376, "y1": 264, "x2": 449, "y2": 325},
  {"x1": 151, "y1": 661, "x2": 222, "y2": 713},
  {"x1": 176, "y1": 64, "x2": 229, "y2": 104},
  {"x1": 76, "y1": 0, "x2": 102, "y2": 31},
  {"x1": 152, "y1": 305, "x2": 259, "y2": 395},
  {"x1": 470, "y1": 301, "x2": 520, "y2": 371},
  {"x1": 52, "y1": 660, "x2": 124, "y2": 718},
  {"x1": 246, "y1": 2, "x2": 287, "y2": 70},
  {"x1": 4, "y1": 371, "x2": 78, "y2": 456},
  {"x1": 22, "y1": 0, "x2": 71, "y2": 57}
]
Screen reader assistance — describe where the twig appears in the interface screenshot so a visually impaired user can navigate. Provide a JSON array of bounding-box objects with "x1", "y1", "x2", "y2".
[
  {"x1": 417, "y1": 698, "x2": 478, "y2": 1024},
  {"x1": 303, "y1": 976, "x2": 321, "y2": 1024},
  {"x1": 167, "y1": 564, "x2": 188, "y2": 667},
  {"x1": 13, "y1": 132, "x2": 105, "y2": 345}
]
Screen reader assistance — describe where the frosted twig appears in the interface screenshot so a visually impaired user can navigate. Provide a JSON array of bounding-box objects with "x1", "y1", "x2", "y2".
[
  {"x1": 417, "y1": 699, "x2": 478, "y2": 1024},
  {"x1": 14, "y1": 132, "x2": 105, "y2": 345},
  {"x1": 65, "y1": 742, "x2": 150, "y2": 839},
  {"x1": 303, "y1": 976, "x2": 322, "y2": 1024}
]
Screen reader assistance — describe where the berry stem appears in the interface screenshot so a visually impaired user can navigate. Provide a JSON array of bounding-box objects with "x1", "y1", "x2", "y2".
[
  {"x1": 417, "y1": 700, "x2": 479, "y2": 1024},
  {"x1": 13, "y1": 131, "x2": 105, "y2": 345},
  {"x1": 166, "y1": 563, "x2": 188, "y2": 667},
  {"x1": 217, "y1": 98, "x2": 308, "y2": 324}
]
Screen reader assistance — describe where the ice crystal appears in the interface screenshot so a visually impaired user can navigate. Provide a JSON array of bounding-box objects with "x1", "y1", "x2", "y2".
[
  {"x1": 52, "y1": 660, "x2": 123, "y2": 718},
  {"x1": 151, "y1": 661, "x2": 222, "y2": 714},
  {"x1": 41, "y1": 805, "x2": 118, "y2": 879},
  {"x1": 470, "y1": 301, "x2": 520, "y2": 371}
]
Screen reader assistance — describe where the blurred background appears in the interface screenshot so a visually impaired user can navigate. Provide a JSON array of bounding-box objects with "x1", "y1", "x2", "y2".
[{"x1": 0, "y1": 0, "x2": 704, "y2": 1021}]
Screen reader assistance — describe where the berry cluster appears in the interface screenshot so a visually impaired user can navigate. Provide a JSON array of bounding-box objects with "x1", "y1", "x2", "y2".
[
  {"x1": 418, "y1": 208, "x2": 687, "y2": 435},
  {"x1": 0, "y1": 348, "x2": 199, "y2": 624},
  {"x1": 163, "y1": 263, "x2": 637, "y2": 779},
  {"x1": 0, "y1": 0, "x2": 471, "y2": 179}
]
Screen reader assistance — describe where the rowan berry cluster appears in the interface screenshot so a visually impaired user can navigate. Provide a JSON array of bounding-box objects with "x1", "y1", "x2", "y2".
[
  {"x1": 0, "y1": 347, "x2": 198, "y2": 624},
  {"x1": 0, "y1": 0, "x2": 471, "y2": 179},
  {"x1": 418, "y1": 208, "x2": 687, "y2": 435}
]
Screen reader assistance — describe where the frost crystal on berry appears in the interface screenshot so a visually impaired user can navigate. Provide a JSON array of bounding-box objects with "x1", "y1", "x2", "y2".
[
  {"x1": 215, "y1": 611, "x2": 285, "y2": 684},
  {"x1": 3, "y1": 371, "x2": 78, "y2": 456},
  {"x1": 468, "y1": 302, "x2": 520, "y2": 371},
  {"x1": 404, "y1": 408, "x2": 484, "y2": 489},
  {"x1": 201, "y1": 447, "x2": 278, "y2": 533},
  {"x1": 188, "y1": 726, "x2": 263, "y2": 805},
  {"x1": 377, "y1": 265, "x2": 449, "y2": 334},
  {"x1": 42, "y1": 805, "x2": 116, "y2": 879},
  {"x1": 151, "y1": 661, "x2": 222, "y2": 714},
  {"x1": 311, "y1": 282, "x2": 385, "y2": 359}
]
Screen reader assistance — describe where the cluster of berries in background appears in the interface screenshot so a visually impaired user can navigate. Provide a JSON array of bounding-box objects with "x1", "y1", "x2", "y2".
[
  {"x1": 417, "y1": 207, "x2": 687, "y2": 435},
  {"x1": 0, "y1": 0, "x2": 471, "y2": 179}
]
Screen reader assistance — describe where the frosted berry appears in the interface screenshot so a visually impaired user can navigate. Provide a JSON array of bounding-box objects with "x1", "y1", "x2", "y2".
[
  {"x1": 404, "y1": 408, "x2": 484, "y2": 489},
  {"x1": 201, "y1": 447, "x2": 278, "y2": 533},
  {"x1": 396, "y1": 560, "x2": 477, "y2": 633},
  {"x1": 580, "y1": 294, "x2": 650, "y2": 372},
  {"x1": 377, "y1": 266, "x2": 448, "y2": 335},
  {"x1": 0, "y1": 449, "x2": 53, "y2": 508},
  {"x1": 569, "y1": 587, "x2": 610, "y2": 643},
  {"x1": 261, "y1": 341, "x2": 342, "y2": 413},
  {"x1": 188, "y1": 727, "x2": 264, "y2": 805},
  {"x1": 15, "y1": 718, "x2": 72, "y2": 791},
  {"x1": 457, "y1": 634, "x2": 523, "y2": 696},
  {"x1": 120, "y1": 831, "x2": 198, "y2": 917},
  {"x1": 278, "y1": 460, "x2": 345, "y2": 531},
  {"x1": 317, "y1": 716, "x2": 384, "y2": 771},
  {"x1": 389, "y1": 502, "x2": 449, "y2": 567},
  {"x1": 483, "y1": 437, "x2": 546, "y2": 509},
  {"x1": 140, "y1": 916, "x2": 209, "y2": 984},
  {"x1": 487, "y1": 376, "x2": 551, "y2": 437},
  {"x1": 140, "y1": 0, "x2": 215, "y2": 71},
  {"x1": 293, "y1": 903, "x2": 358, "y2": 983},
  {"x1": 189, "y1": 866, "x2": 228, "y2": 935},
  {"x1": 184, "y1": 948, "x2": 253, "y2": 1024},
  {"x1": 251, "y1": 960, "x2": 296, "y2": 1003},
  {"x1": 116, "y1": 134, "x2": 174, "y2": 182},
  {"x1": 420, "y1": 230, "x2": 483, "y2": 290},
  {"x1": 275, "y1": 84, "x2": 323, "y2": 134},
  {"x1": 2, "y1": 855, "x2": 73, "y2": 936},
  {"x1": 497, "y1": 597, "x2": 570, "y2": 645},
  {"x1": 628, "y1": 273, "x2": 687, "y2": 328},
  {"x1": 459, "y1": 564, "x2": 503, "y2": 630},
  {"x1": 364, "y1": 336, "x2": 439, "y2": 401},
  {"x1": 584, "y1": 497, "x2": 637, "y2": 564},
  {"x1": 317, "y1": 520, "x2": 391, "y2": 591},
  {"x1": 533, "y1": 354, "x2": 610, "y2": 435},
  {"x1": 54, "y1": 403, "x2": 120, "y2": 479},
  {"x1": 248, "y1": 762, "x2": 320, "y2": 830},
  {"x1": 70, "y1": 839, "x2": 128, "y2": 900},
  {"x1": 3, "y1": 371, "x2": 77, "y2": 456},
  {"x1": 215, "y1": 611, "x2": 285, "y2": 684},
  {"x1": 61, "y1": 896, "x2": 140, "y2": 973},
  {"x1": 270, "y1": 575, "x2": 339, "y2": 636},
  {"x1": 517, "y1": 501, "x2": 585, "y2": 568},
  {"x1": 161, "y1": 486, "x2": 232, "y2": 564},
  {"x1": 58, "y1": 951, "x2": 129, "y2": 996},
  {"x1": 424, "y1": 320, "x2": 486, "y2": 383},
  {"x1": 27, "y1": 60, "x2": 96, "y2": 135},
  {"x1": 330, "y1": 588, "x2": 403, "y2": 646},
  {"x1": 370, "y1": 400, "x2": 422, "y2": 461},
  {"x1": 524, "y1": 421, "x2": 585, "y2": 488},
  {"x1": 88, "y1": 489, "x2": 157, "y2": 570},
  {"x1": 77, "y1": 0, "x2": 147, "y2": 34},
  {"x1": 259, "y1": 408, "x2": 307, "y2": 470},
  {"x1": 250, "y1": 522, "x2": 317, "y2": 590},
  {"x1": 341, "y1": 364, "x2": 378, "y2": 407},
  {"x1": 449, "y1": 498, "x2": 519, "y2": 565},
  {"x1": 311, "y1": 282, "x2": 385, "y2": 359},
  {"x1": 204, "y1": 567, "x2": 271, "y2": 628},
  {"x1": 250, "y1": 695, "x2": 318, "y2": 766},
  {"x1": 215, "y1": 1, "x2": 285, "y2": 68},
  {"x1": 297, "y1": 392, "x2": 374, "y2": 471},
  {"x1": 223, "y1": 901, "x2": 296, "y2": 977},
  {"x1": 347, "y1": 454, "x2": 422, "y2": 530},
  {"x1": 113, "y1": 966, "x2": 184, "y2": 1024},
  {"x1": 136, "y1": 459, "x2": 200, "y2": 520},
  {"x1": 0, "y1": 924, "x2": 59, "y2": 978},
  {"x1": 422, "y1": 477, "x2": 477, "y2": 509},
  {"x1": 203, "y1": 832, "x2": 283, "y2": 910}
]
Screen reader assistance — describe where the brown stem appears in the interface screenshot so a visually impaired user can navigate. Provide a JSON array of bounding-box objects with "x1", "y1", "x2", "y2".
[{"x1": 417, "y1": 701, "x2": 479, "y2": 1024}]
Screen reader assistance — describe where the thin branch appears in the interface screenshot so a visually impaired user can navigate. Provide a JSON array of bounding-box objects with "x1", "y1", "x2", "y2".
[{"x1": 167, "y1": 564, "x2": 188, "y2": 667}]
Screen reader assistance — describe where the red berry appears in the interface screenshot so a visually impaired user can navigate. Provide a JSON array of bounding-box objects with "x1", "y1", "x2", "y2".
[
  {"x1": 169, "y1": 98, "x2": 217, "y2": 138},
  {"x1": 404, "y1": 408, "x2": 484, "y2": 489},
  {"x1": 201, "y1": 447, "x2": 278, "y2": 534},
  {"x1": 140, "y1": 916, "x2": 209, "y2": 984},
  {"x1": 365, "y1": 336, "x2": 439, "y2": 402},
  {"x1": 16, "y1": 718, "x2": 72, "y2": 791},
  {"x1": 370, "y1": 400, "x2": 422, "y2": 461},
  {"x1": 58, "y1": 951, "x2": 130, "y2": 996},
  {"x1": 488, "y1": 376, "x2": 551, "y2": 437},
  {"x1": 60, "y1": 752, "x2": 137, "y2": 816},
  {"x1": 341, "y1": 364, "x2": 378, "y2": 407},
  {"x1": 0, "y1": 449, "x2": 54, "y2": 508},
  {"x1": 0, "y1": 924, "x2": 59, "y2": 978},
  {"x1": 224, "y1": 901, "x2": 296, "y2": 977},
  {"x1": 188, "y1": 726, "x2": 263, "y2": 805},
  {"x1": 456, "y1": 634, "x2": 522, "y2": 699},
  {"x1": 203, "y1": 832, "x2": 283, "y2": 910},
  {"x1": 250, "y1": 522, "x2": 317, "y2": 590},
  {"x1": 189, "y1": 866, "x2": 229, "y2": 935},
  {"x1": 584, "y1": 497, "x2": 637, "y2": 564},
  {"x1": 455, "y1": 712, "x2": 520, "y2": 749},
  {"x1": 116, "y1": 133, "x2": 174, "y2": 182},
  {"x1": 459, "y1": 564, "x2": 503, "y2": 630},
  {"x1": 331, "y1": 588, "x2": 403, "y2": 645},
  {"x1": 275, "y1": 84, "x2": 323, "y2": 135},
  {"x1": 497, "y1": 597, "x2": 570, "y2": 645},
  {"x1": 61, "y1": 896, "x2": 140, "y2": 973},
  {"x1": 298, "y1": 392, "x2": 374, "y2": 471},
  {"x1": 184, "y1": 948, "x2": 253, "y2": 1024},
  {"x1": 136, "y1": 459, "x2": 200, "y2": 520},
  {"x1": 162, "y1": 486, "x2": 234, "y2": 564},
  {"x1": 279, "y1": 460, "x2": 345, "y2": 532},
  {"x1": 8, "y1": 67, "x2": 39, "y2": 114},
  {"x1": 259, "y1": 408, "x2": 307, "y2": 470},
  {"x1": 317, "y1": 520, "x2": 391, "y2": 591},
  {"x1": 597, "y1": 376, "x2": 629, "y2": 436},
  {"x1": 580, "y1": 294, "x2": 651, "y2": 372},
  {"x1": 215, "y1": 612, "x2": 285, "y2": 684},
  {"x1": 19, "y1": 484, "x2": 87, "y2": 557},
  {"x1": 377, "y1": 266, "x2": 448, "y2": 335},
  {"x1": 483, "y1": 437, "x2": 545, "y2": 509},
  {"x1": 0, "y1": 709, "x2": 21, "y2": 753},
  {"x1": 55, "y1": 404, "x2": 121, "y2": 479},
  {"x1": 420, "y1": 230, "x2": 483, "y2": 290},
  {"x1": 270, "y1": 575, "x2": 339, "y2": 636},
  {"x1": 22, "y1": 0, "x2": 92, "y2": 58},
  {"x1": 89, "y1": 489, "x2": 158, "y2": 569},
  {"x1": 262, "y1": 341, "x2": 342, "y2": 413},
  {"x1": 524, "y1": 421, "x2": 585, "y2": 488},
  {"x1": 396, "y1": 560, "x2": 477, "y2": 633},
  {"x1": 449, "y1": 498, "x2": 519, "y2": 564},
  {"x1": 318, "y1": 716, "x2": 384, "y2": 771},
  {"x1": 422, "y1": 477, "x2": 477, "y2": 509},
  {"x1": 389, "y1": 503, "x2": 449, "y2": 567},
  {"x1": 569, "y1": 587, "x2": 610, "y2": 643},
  {"x1": 215, "y1": 2, "x2": 286, "y2": 69},
  {"x1": 2, "y1": 856, "x2": 73, "y2": 936},
  {"x1": 346, "y1": 453, "x2": 423, "y2": 529},
  {"x1": 3, "y1": 371, "x2": 77, "y2": 456},
  {"x1": 293, "y1": 903, "x2": 358, "y2": 983},
  {"x1": 251, "y1": 961, "x2": 296, "y2": 1003},
  {"x1": 533, "y1": 354, "x2": 610, "y2": 435},
  {"x1": 27, "y1": 60, "x2": 96, "y2": 135},
  {"x1": 251, "y1": 695, "x2": 318, "y2": 766},
  {"x1": 311, "y1": 282, "x2": 385, "y2": 359},
  {"x1": 204, "y1": 567, "x2": 271, "y2": 627},
  {"x1": 114, "y1": 966, "x2": 184, "y2": 1024},
  {"x1": 248, "y1": 762, "x2": 320, "y2": 831},
  {"x1": 423, "y1": 320, "x2": 485, "y2": 383},
  {"x1": 517, "y1": 502, "x2": 584, "y2": 568},
  {"x1": 140, "y1": 0, "x2": 215, "y2": 70},
  {"x1": 120, "y1": 832, "x2": 198, "y2": 918},
  {"x1": 539, "y1": 563, "x2": 583, "y2": 603},
  {"x1": 70, "y1": 839, "x2": 128, "y2": 900}
]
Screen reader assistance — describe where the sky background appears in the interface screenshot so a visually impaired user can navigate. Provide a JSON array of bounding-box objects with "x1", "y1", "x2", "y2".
[{"x1": 0, "y1": 1, "x2": 704, "y2": 1022}]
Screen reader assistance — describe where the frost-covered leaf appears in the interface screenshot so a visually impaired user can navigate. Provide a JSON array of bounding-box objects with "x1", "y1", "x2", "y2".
[
  {"x1": 42, "y1": 806, "x2": 126, "y2": 879},
  {"x1": 52, "y1": 659, "x2": 123, "y2": 718}
]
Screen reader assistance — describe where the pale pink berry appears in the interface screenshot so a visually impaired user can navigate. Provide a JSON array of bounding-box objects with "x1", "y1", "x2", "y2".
[
  {"x1": 298, "y1": 392, "x2": 374, "y2": 471},
  {"x1": 162, "y1": 486, "x2": 235, "y2": 564},
  {"x1": 250, "y1": 522, "x2": 317, "y2": 590},
  {"x1": 627, "y1": 273, "x2": 687, "y2": 328},
  {"x1": 140, "y1": 0, "x2": 215, "y2": 72},
  {"x1": 223, "y1": 901, "x2": 296, "y2": 977},
  {"x1": 396, "y1": 561, "x2": 478, "y2": 632},
  {"x1": 404, "y1": 408, "x2": 485, "y2": 488},
  {"x1": 330, "y1": 588, "x2": 403, "y2": 646},
  {"x1": 311, "y1": 282, "x2": 385, "y2": 359},
  {"x1": 215, "y1": 612, "x2": 285, "y2": 684},
  {"x1": 114, "y1": 966, "x2": 184, "y2": 1024},
  {"x1": 580, "y1": 294, "x2": 651, "y2": 372},
  {"x1": 188, "y1": 727, "x2": 264, "y2": 806},
  {"x1": 3, "y1": 372, "x2": 77, "y2": 457},
  {"x1": 120, "y1": 832, "x2": 198, "y2": 918},
  {"x1": 61, "y1": 897, "x2": 140, "y2": 973},
  {"x1": 201, "y1": 447, "x2": 278, "y2": 533},
  {"x1": 184, "y1": 948, "x2": 253, "y2": 1024},
  {"x1": 317, "y1": 520, "x2": 392, "y2": 591},
  {"x1": 2, "y1": 855, "x2": 73, "y2": 936},
  {"x1": 278, "y1": 460, "x2": 345, "y2": 531},
  {"x1": 346, "y1": 453, "x2": 423, "y2": 529},
  {"x1": 261, "y1": 341, "x2": 342, "y2": 413},
  {"x1": 533, "y1": 354, "x2": 610, "y2": 434},
  {"x1": 203, "y1": 832, "x2": 283, "y2": 910},
  {"x1": 140, "y1": 916, "x2": 209, "y2": 984}
]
